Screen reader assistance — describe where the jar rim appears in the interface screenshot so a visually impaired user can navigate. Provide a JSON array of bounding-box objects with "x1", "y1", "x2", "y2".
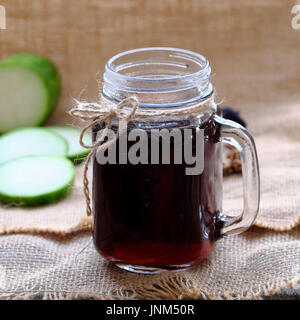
[
  {"x1": 103, "y1": 47, "x2": 213, "y2": 108},
  {"x1": 105, "y1": 47, "x2": 211, "y2": 83}
]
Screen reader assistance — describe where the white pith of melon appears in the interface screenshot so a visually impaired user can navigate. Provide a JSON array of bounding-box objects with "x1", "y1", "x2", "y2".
[
  {"x1": 0, "y1": 156, "x2": 74, "y2": 197},
  {"x1": 0, "y1": 156, "x2": 75, "y2": 206},
  {"x1": 0, "y1": 127, "x2": 68, "y2": 164},
  {"x1": 0, "y1": 66, "x2": 48, "y2": 132}
]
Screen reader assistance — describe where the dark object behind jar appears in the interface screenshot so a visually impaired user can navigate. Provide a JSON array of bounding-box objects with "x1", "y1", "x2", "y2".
[{"x1": 222, "y1": 107, "x2": 247, "y2": 127}]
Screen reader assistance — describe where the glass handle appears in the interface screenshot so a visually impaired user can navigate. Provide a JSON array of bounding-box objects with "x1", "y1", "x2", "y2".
[{"x1": 214, "y1": 115, "x2": 260, "y2": 236}]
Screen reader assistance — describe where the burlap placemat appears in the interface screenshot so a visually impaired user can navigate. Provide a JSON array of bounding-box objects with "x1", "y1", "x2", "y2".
[{"x1": 0, "y1": 227, "x2": 299, "y2": 300}]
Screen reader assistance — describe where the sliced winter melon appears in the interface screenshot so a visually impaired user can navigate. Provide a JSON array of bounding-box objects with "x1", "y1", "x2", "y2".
[
  {"x1": 0, "y1": 127, "x2": 68, "y2": 164},
  {"x1": 0, "y1": 156, "x2": 75, "y2": 206},
  {"x1": 0, "y1": 53, "x2": 61, "y2": 133}
]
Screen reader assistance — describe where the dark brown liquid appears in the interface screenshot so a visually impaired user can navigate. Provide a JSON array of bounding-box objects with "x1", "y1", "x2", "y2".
[{"x1": 92, "y1": 116, "x2": 222, "y2": 270}]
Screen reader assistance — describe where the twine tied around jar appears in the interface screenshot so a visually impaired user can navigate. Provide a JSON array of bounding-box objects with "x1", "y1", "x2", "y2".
[{"x1": 69, "y1": 94, "x2": 216, "y2": 217}]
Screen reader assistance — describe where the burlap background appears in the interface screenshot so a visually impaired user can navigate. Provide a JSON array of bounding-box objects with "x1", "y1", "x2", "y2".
[{"x1": 0, "y1": 0, "x2": 299, "y2": 299}]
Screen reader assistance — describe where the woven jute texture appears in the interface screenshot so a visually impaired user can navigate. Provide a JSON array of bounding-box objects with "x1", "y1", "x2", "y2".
[
  {"x1": 0, "y1": 0, "x2": 299, "y2": 299},
  {"x1": 0, "y1": 229, "x2": 299, "y2": 300}
]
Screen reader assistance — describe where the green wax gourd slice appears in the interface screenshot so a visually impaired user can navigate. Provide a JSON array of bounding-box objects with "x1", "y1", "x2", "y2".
[
  {"x1": 48, "y1": 126, "x2": 92, "y2": 163},
  {"x1": 0, "y1": 156, "x2": 75, "y2": 206},
  {"x1": 0, "y1": 127, "x2": 68, "y2": 165},
  {"x1": 0, "y1": 53, "x2": 61, "y2": 133}
]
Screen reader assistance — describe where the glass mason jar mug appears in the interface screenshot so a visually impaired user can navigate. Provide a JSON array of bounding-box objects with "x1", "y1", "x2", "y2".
[{"x1": 92, "y1": 48, "x2": 260, "y2": 273}]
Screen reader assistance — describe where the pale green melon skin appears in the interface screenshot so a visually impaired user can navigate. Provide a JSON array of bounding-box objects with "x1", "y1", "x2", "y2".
[{"x1": 0, "y1": 53, "x2": 61, "y2": 133}]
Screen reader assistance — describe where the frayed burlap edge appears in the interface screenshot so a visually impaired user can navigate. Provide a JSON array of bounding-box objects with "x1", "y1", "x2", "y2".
[
  {"x1": 1, "y1": 214, "x2": 300, "y2": 237},
  {"x1": 0, "y1": 273, "x2": 299, "y2": 300},
  {"x1": 0, "y1": 216, "x2": 92, "y2": 237},
  {"x1": 254, "y1": 215, "x2": 300, "y2": 232}
]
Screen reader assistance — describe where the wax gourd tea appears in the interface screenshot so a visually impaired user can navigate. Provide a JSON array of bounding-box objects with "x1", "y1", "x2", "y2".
[{"x1": 71, "y1": 48, "x2": 260, "y2": 274}]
